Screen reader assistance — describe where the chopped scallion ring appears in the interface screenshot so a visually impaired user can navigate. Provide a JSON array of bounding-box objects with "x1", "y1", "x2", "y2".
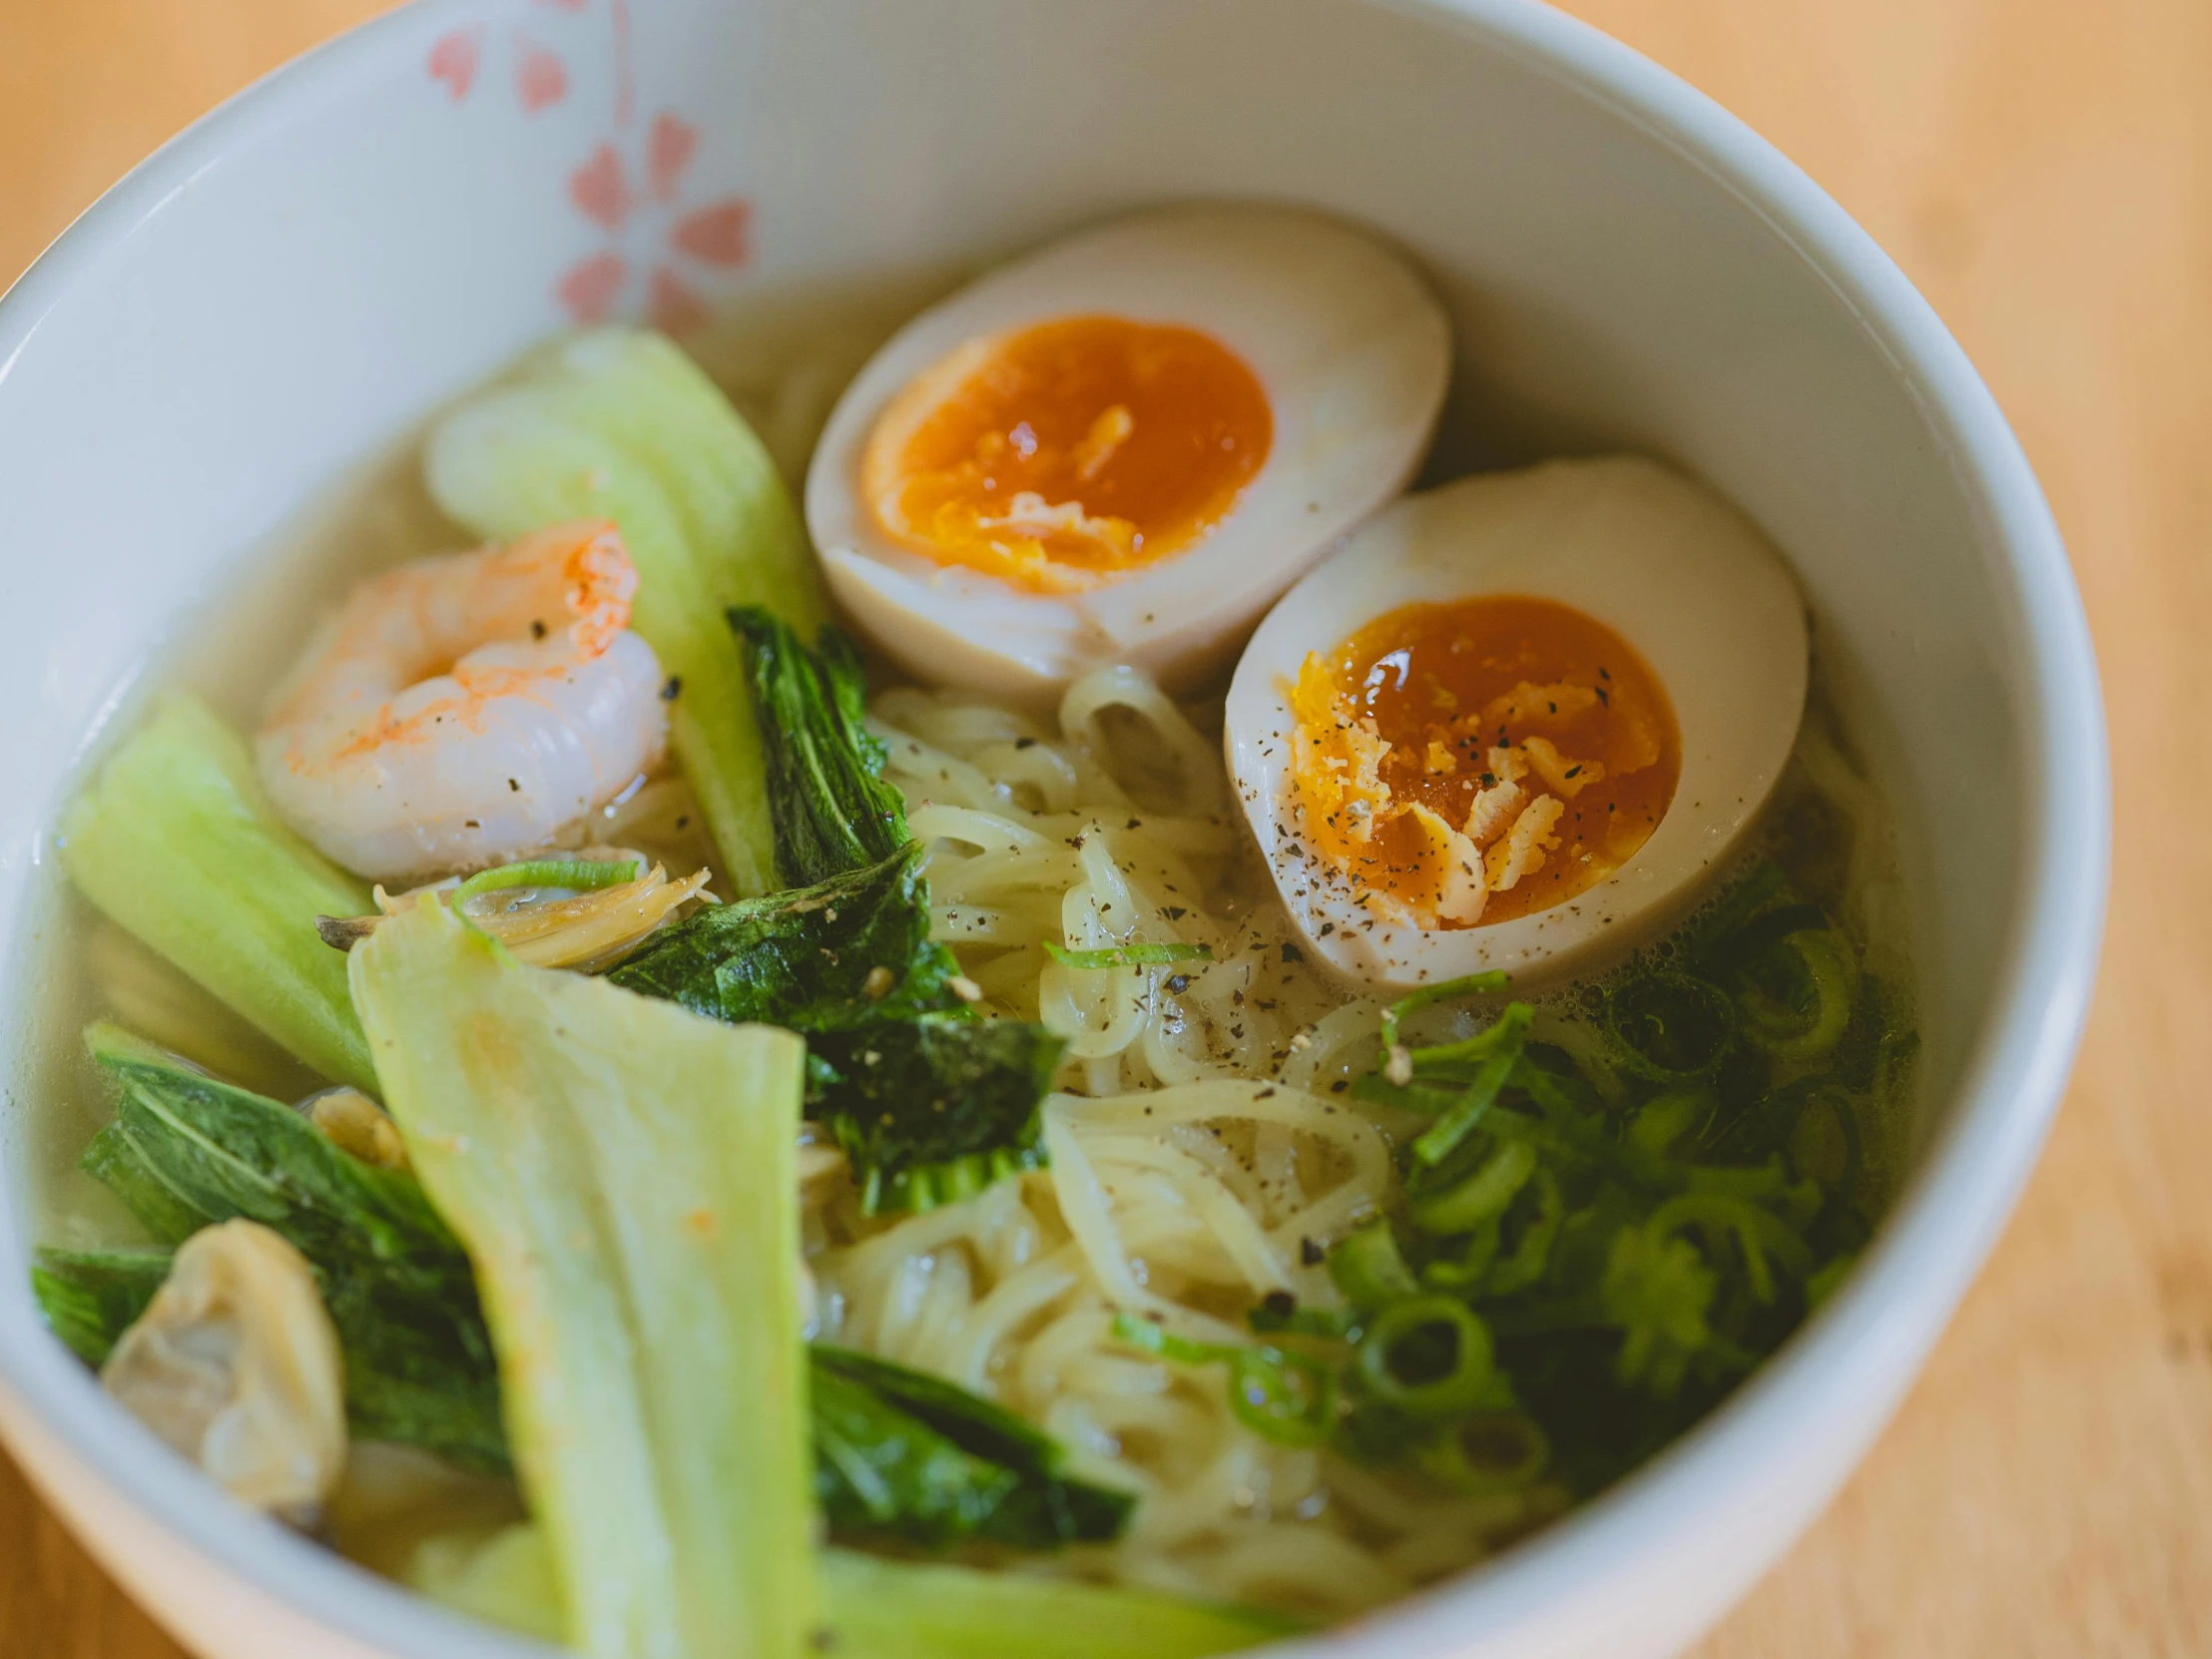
[
  {"x1": 453, "y1": 858, "x2": 640, "y2": 905},
  {"x1": 1045, "y1": 941, "x2": 1214, "y2": 969}
]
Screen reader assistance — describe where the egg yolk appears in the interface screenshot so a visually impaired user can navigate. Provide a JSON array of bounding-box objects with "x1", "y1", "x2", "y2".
[
  {"x1": 1288, "y1": 595, "x2": 1681, "y2": 930},
  {"x1": 860, "y1": 314, "x2": 1272, "y2": 594}
]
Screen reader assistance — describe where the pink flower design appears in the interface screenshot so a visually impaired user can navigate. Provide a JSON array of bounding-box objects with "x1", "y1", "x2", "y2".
[
  {"x1": 568, "y1": 144, "x2": 632, "y2": 232},
  {"x1": 670, "y1": 201, "x2": 751, "y2": 268},
  {"x1": 515, "y1": 37, "x2": 569, "y2": 113},
  {"x1": 553, "y1": 110, "x2": 752, "y2": 331},
  {"x1": 558, "y1": 254, "x2": 629, "y2": 325},
  {"x1": 431, "y1": 2, "x2": 753, "y2": 333},
  {"x1": 649, "y1": 268, "x2": 711, "y2": 334},
  {"x1": 426, "y1": 27, "x2": 481, "y2": 100},
  {"x1": 648, "y1": 113, "x2": 698, "y2": 204}
]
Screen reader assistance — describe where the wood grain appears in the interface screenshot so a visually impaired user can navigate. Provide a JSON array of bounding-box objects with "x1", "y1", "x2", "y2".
[{"x1": 2, "y1": 0, "x2": 2205, "y2": 1654}]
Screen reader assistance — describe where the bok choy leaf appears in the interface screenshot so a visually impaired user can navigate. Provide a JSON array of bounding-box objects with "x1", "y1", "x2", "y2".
[
  {"x1": 731, "y1": 604, "x2": 909, "y2": 887},
  {"x1": 607, "y1": 845, "x2": 1062, "y2": 1211},
  {"x1": 74, "y1": 1020, "x2": 503, "y2": 1469}
]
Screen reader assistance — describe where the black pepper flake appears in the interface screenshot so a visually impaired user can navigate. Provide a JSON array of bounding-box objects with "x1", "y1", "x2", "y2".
[
  {"x1": 1162, "y1": 905, "x2": 1188, "y2": 920},
  {"x1": 1599, "y1": 665, "x2": 1611, "y2": 679},
  {"x1": 1165, "y1": 973, "x2": 1192, "y2": 995},
  {"x1": 1281, "y1": 942, "x2": 1306, "y2": 964},
  {"x1": 1595, "y1": 686, "x2": 1610, "y2": 706},
  {"x1": 1299, "y1": 1238, "x2": 1325, "y2": 1267},
  {"x1": 1015, "y1": 737, "x2": 1037, "y2": 750},
  {"x1": 464, "y1": 819, "x2": 480, "y2": 829},
  {"x1": 1330, "y1": 1079, "x2": 1349, "y2": 1094},
  {"x1": 660, "y1": 676, "x2": 683, "y2": 701},
  {"x1": 676, "y1": 815, "x2": 690, "y2": 829},
  {"x1": 1565, "y1": 766, "x2": 1581, "y2": 779},
  {"x1": 529, "y1": 619, "x2": 548, "y2": 640},
  {"x1": 1318, "y1": 922, "x2": 1335, "y2": 936},
  {"x1": 507, "y1": 778, "x2": 520, "y2": 792},
  {"x1": 1263, "y1": 1288, "x2": 1299, "y2": 1317}
]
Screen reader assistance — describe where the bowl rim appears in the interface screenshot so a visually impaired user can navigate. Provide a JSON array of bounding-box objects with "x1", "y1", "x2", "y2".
[{"x1": 0, "y1": 0, "x2": 2107, "y2": 1654}]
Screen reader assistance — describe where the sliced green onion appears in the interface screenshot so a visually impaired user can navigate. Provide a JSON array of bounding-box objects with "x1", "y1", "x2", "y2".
[
  {"x1": 1226, "y1": 1350, "x2": 1337, "y2": 1446},
  {"x1": 1409, "y1": 1138, "x2": 1537, "y2": 1234},
  {"x1": 1626, "y1": 1086, "x2": 1716, "y2": 1156},
  {"x1": 1682, "y1": 859, "x2": 1787, "y2": 964},
  {"x1": 1404, "y1": 1000, "x2": 1533, "y2": 1073},
  {"x1": 1327, "y1": 1222, "x2": 1420, "y2": 1313},
  {"x1": 1110, "y1": 1315, "x2": 1336, "y2": 1447},
  {"x1": 1350, "y1": 1074, "x2": 1461, "y2": 1114},
  {"x1": 1355, "y1": 1297, "x2": 1495, "y2": 1418},
  {"x1": 1112, "y1": 1313, "x2": 1230, "y2": 1368},
  {"x1": 453, "y1": 858, "x2": 641, "y2": 905},
  {"x1": 1735, "y1": 929, "x2": 1857, "y2": 1062},
  {"x1": 1603, "y1": 972, "x2": 1736, "y2": 1081},
  {"x1": 1647, "y1": 1193, "x2": 1815, "y2": 1304},
  {"x1": 1380, "y1": 970, "x2": 1510, "y2": 1050},
  {"x1": 1805, "y1": 1252, "x2": 1857, "y2": 1310},
  {"x1": 1416, "y1": 1219, "x2": 1498, "y2": 1292},
  {"x1": 1246, "y1": 1298, "x2": 1357, "y2": 1341},
  {"x1": 1045, "y1": 941, "x2": 1214, "y2": 969},
  {"x1": 1481, "y1": 1168, "x2": 1564, "y2": 1297},
  {"x1": 1784, "y1": 1077, "x2": 1862, "y2": 1191},
  {"x1": 1414, "y1": 1412, "x2": 1551, "y2": 1496},
  {"x1": 1410, "y1": 1044, "x2": 1521, "y2": 1168}
]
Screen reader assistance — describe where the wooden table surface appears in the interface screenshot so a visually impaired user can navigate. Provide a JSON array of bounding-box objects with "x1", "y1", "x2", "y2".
[{"x1": 3, "y1": 0, "x2": 2206, "y2": 1653}]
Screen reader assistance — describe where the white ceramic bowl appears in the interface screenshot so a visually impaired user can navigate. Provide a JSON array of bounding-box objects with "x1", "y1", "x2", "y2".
[{"x1": 0, "y1": 2, "x2": 2105, "y2": 1657}]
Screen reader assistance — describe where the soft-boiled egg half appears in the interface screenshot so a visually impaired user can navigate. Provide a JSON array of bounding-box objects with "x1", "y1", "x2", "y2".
[
  {"x1": 1226, "y1": 455, "x2": 1809, "y2": 991},
  {"x1": 806, "y1": 204, "x2": 1450, "y2": 697}
]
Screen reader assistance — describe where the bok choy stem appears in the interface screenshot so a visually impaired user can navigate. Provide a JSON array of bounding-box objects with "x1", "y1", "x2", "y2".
[
  {"x1": 60, "y1": 697, "x2": 375, "y2": 1089},
  {"x1": 350, "y1": 898, "x2": 815, "y2": 1659}
]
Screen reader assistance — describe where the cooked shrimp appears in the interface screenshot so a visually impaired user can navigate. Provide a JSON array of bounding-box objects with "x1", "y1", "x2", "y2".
[{"x1": 257, "y1": 522, "x2": 668, "y2": 880}]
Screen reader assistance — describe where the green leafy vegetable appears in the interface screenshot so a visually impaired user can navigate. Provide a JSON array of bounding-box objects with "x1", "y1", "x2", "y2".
[
  {"x1": 608, "y1": 846, "x2": 1065, "y2": 1212},
  {"x1": 732, "y1": 605, "x2": 909, "y2": 887},
  {"x1": 425, "y1": 327, "x2": 828, "y2": 896},
  {"x1": 350, "y1": 897, "x2": 816, "y2": 1659},
  {"x1": 1044, "y1": 941, "x2": 1215, "y2": 969},
  {"x1": 608, "y1": 844, "x2": 957, "y2": 1030},
  {"x1": 810, "y1": 1363, "x2": 1020, "y2": 1547},
  {"x1": 59, "y1": 698, "x2": 375, "y2": 1089},
  {"x1": 815, "y1": 1548, "x2": 1305, "y2": 1659},
  {"x1": 400, "y1": 1523, "x2": 1300, "y2": 1659},
  {"x1": 812, "y1": 1345, "x2": 1134, "y2": 1546},
  {"x1": 810, "y1": 1018, "x2": 1062, "y2": 1213},
  {"x1": 76, "y1": 1020, "x2": 502, "y2": 1467},
  {"x1": 29, "y1": 1248, "x2": 169, "y2": 1367}
]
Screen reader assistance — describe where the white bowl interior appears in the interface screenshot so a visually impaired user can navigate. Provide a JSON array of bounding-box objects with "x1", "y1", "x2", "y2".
[{"x1": 0, "y1": 2, "x2": 2099, "y2": 1657}]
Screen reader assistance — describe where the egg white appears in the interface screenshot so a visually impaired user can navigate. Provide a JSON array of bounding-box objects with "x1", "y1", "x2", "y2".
[
  {"x1": 1225, "y1": 455, "x2": 1810, "y2": 992},
  {"x1": 805, "y1": 203, "x2": 1450, "y2": 698}
]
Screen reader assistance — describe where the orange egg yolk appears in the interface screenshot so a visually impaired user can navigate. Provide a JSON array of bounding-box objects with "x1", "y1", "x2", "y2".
[
  {"x1": 860, "y1": 314, "x2": 1272, "y2": 594},
  {"x1": 1288, "y1": 595, "x2": 1682, "y2": 930}
]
